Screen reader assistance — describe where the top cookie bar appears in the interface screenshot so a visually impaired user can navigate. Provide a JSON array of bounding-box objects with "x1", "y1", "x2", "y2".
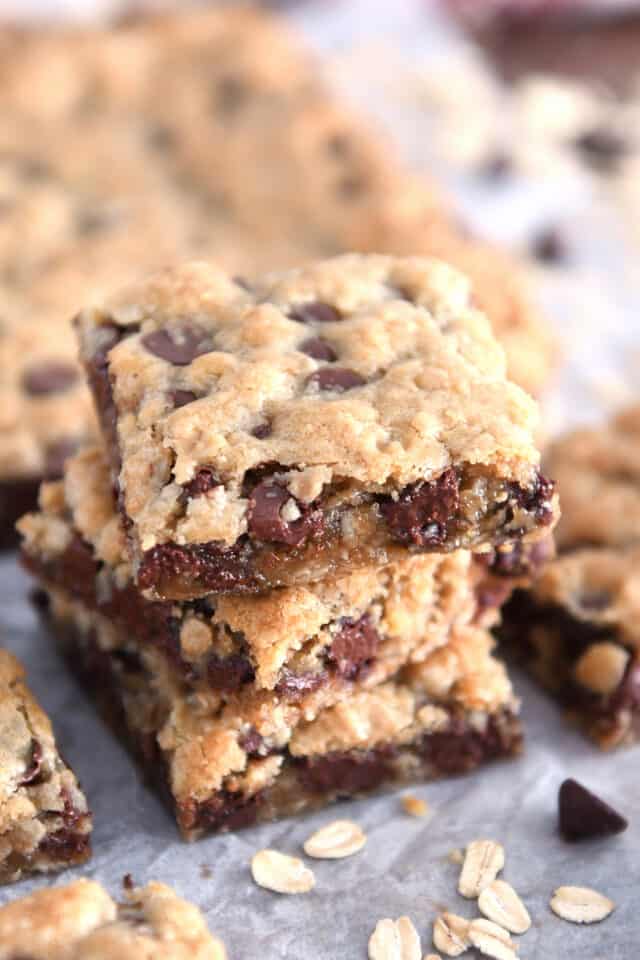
[{"x1": 77, "y1": 254, "x2": 556, "y2": 600}]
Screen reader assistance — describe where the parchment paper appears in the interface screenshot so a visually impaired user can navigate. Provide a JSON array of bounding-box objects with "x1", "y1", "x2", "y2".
[{"x1": 1, "y1": 2, "x2": 639, "y2": 957}]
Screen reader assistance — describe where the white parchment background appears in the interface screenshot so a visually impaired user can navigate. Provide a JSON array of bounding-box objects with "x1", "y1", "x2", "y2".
[{"x1": 1, "y1": 2, "x2": 639, "y2": 957}]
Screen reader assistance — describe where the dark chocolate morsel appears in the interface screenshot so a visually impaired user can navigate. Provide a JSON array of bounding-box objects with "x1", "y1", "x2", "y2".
[
  {"x1": 22, "y1": 362, "x2": 79, "y2": 396},
  {"x1": 171, "y1": 389, "x2": 198, "y2": 409},
  {"x1": 573, "y1": 128, "x2": 628, "y2": 174},
  {"x1": 247, "y1": 479, "x2": 322, "y2": 546},
  {"x1": 327, "y1": 614, "x2": 379, "y2": 680},
  {"x1": 207, "y1": 652, "x2": 255, "y2": 690},
  {"x1": 289, "y1": 301, "x2": 342, "y2": 325},
  {"x1": 251, "y1": 421, "x2": 272, "y2": 439},
  {"x1": 141, "y1": 324, "x2": 212, "y2": 366},
  {"x1": 559, "y1": 778, "x2": 628, "y2": 841},
  {"x1": 299, "y1": 336, "x2": 338, "y2": 362},
  {"x1": 531, "y1": 227, "x2": 568, "y2": 265},
  {"x1": 181, "y1": 468, "x2": 220, "y2": 499},
  {"x1": 307, "y1": 367, "x2": 365, "y2": 392},
  {"x1": 380, "y1": 467, "x2": 460, "y2": 547}
]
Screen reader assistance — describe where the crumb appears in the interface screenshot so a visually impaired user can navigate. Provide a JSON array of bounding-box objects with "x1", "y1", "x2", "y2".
[{"x1": 401, "y1": 794, "x2": 429, "y2": 817}]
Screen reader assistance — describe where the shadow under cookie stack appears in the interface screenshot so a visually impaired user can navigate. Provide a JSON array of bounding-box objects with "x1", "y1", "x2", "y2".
[{"x1": 18, "y1": 253, "x2": 557, "y2": 841}]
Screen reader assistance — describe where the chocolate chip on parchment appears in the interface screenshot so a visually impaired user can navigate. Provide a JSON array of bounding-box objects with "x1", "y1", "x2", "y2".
[
  {"x1": 142, "y1": 324, "x2": 212, "y2": 366},
  {"x1": 559, "y1": 778, "x2": 628, "y2": 842},
  {"x1": 22, "y1": 362, "x2": 79, "y2": 396}
]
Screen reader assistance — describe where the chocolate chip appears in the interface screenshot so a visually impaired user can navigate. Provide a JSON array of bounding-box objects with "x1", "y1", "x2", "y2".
[
  {"x1": 337, "y1": 174, "x2": 366, "y2": 198},
  {"x1": 147, "y1": 124, "x2": 176, "y2": 151},
  {"x1": 22, "y1": 361, "x2": 79, "y2": 396},
  {"x1": 380, "y1": 467, "x2": 460, "y2": 547},
  {"x1": 233, "y1": 275, "x2": 253, "y2": 291},
  {"x1": 251, "y1": 421, "x2": 272, "y2": 439},
  {"x1": 170, "y1": 389, "x2": 198, "y2": 409},
  {"x1": 142, "y1": 324, "x2": 212, "y2": 366},
  {"x1": 208, "y1": 652, "x2": 255, "y2": 690},
  {"x1": 215, "y1": 75, "x2": 249, "y2": 115},
  {"x1": 573, "y1": 128, "x2": 628, "y2": 174},
  {"x1": 308, "y1": 367, "x2": 365, "y2": 392},
  {"x1": 300, "y1": 749, "x2": 393, "y2": 795},
  {"x1": 299, "y1": 336, "x2": 337, "y2": 362},
  {"x1": 480, "y1": 150, "x2": 512, "y2": 181},
  {"x1": 45, "y1": 437, "x2": 79, "y2": 479},
  {"x1": 247, "y1": 479, "x2": 322, "y2": 546},
  {"x1": 275, "y1": 669, "x2": 327, "y2": 700},
  {"x1": 122, "y1": 873, "x2": 134, "y2": 890},
  {"x1": 326, "y1": 133, "x2": 351, "y2": 158},
  {"x1": 559, "y1": 778, "x2": 628, "y2": 842},
  {"x1": 327, "y1": 614, "x2": 379, "y2": 680},
  {"x1": 289, "y1": 301, "x2": 342, "y2": 325},
  {"x1": 18, "y1": 739, "x2": 43, "y2": 786},
  {"x1": 509, "y1": 472, "x2": 555, "y2": 526},
  {"x1": 580, "y1": 590, "x2": 611, "y2": 612},
  {"x1": 239, "y1": 728, "x2": 264, "y2": 755},
  {"x1": 182, "y1": 468, "x2": 220, "y2": 499},
  {"x1": 531, "y1": 227, "x2": 568, "y2": 265}
]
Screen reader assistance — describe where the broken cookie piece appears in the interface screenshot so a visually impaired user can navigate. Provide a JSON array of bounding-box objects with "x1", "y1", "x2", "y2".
[
  {"x1": 0, "y1": 649, "x2": 91, "y2": 884},
  {"x1": 76, "y1": 255, "x2": 556, "y2": 600},
  {"x1": 0, "y1": 878, "x2": 226, "y2": 958}
]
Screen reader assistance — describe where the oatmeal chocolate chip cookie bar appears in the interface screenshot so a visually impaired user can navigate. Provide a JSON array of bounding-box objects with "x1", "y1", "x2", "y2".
[
  {"x1": 76, "y1": 255, "x2": 557, "y2": 600},
  {"x1": 0, "y1": 878, "x2": 226, "y2": 959},
  {"x1": 0, "y1": 649, "x2": 91, "y2": 884},
  {"x1": 501, "y1": 406, "x2": 640, "y2": 748},
  {"x1": 40, "y1": 584, "x2": 521, "y2": 839},
  {"x1": 18, "y1": 445, "x2": 545, "y2": 707},
  {"x1": 0, "y1": 7, "x2": 554, "y2": 546}
]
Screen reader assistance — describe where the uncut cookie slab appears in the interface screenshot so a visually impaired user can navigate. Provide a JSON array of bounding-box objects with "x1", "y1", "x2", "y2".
[
  {"x1": 501, "y1": 406, "x2": 640, "y2": 748},
  {"x1": 0, "y1": 649, "x2": 91, "y2": 884},
  {"x1": 19, "y1": 445, "x2": 542, "y2": 707},
  {"x1": 39, "y1": 584, "x2": 521, "y2": 839},
  {"x1": 76, "y1": 255, "x2": 556, "y2": 600},
  {"x1": 0, "y1": 7, "x2": 553, "y2": 545},
  {"x1": 0, "y1": 878, "x2": 226, "y2": 959}
]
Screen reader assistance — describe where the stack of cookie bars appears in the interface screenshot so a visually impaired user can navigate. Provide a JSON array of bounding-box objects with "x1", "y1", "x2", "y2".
[{"x1": 19, "y1": 252, "x2": 557, "y2": 840}]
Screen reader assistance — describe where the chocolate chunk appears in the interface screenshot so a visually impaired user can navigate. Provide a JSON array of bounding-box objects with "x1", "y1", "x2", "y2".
[
  {"x1": 380, "y1": 467, "x2": 460, "y2": 547},
  {"x1": 508, "y1": 472, "x2": 555, "y2": 526},
  {"x1": 531, "y1": 227, "x2": 568, "y2": 265},
  {"x1": 327, "y1": 615, "x2": 379, "y2": 680},
  {"x1": 22, "y1": 362, "x2": 78, "y2": 396},
  {"x1": 574, "y1": 128, "x2": 628, "y2": 174},
  {"x1": 182, "y1": 468, "x2": 220, "y2": 499},
  {"x1": 147, "y1": 124, "x2": 176, "y2": 151},
  {"x1": 141, "y1": 324, "x2": 212, "y2": 366},
  {"x1": 480, "y1": 150, "x2": 512, "y2": 181},
  {"x1": 44, "y1": 437, "x2": 79, "y2": 479},
  {"x1": 299, "y1": 336, "x2": 338, "y2": 362},
  {"x1": 300, "y1": 749, "x2": 394, "y2": 795},
  {"x1": 171, "y1": 389, "x2": 198, "y2": 409},
  {"x1": 18, "y1": 739, "x2": 43, "y2": 787},
  {"x1": 215, "y1": 75, "x2": 249, "y2": 115},
  {"x1": 308, "y1": 367, "x2": 365, "y2": 392},
  {"x1": 247, "y1": 478, "x2": 322, "y2": 546},
  {"x1": 238, "y1": 728, "x2": 264, "y2": 755},
  {"x1": 251, "y1": 421, "x2": 272, "y2": 439},
  {"x1": 207, "y1": 652, "x2": 255, "y2": 690},
  {"x1": 559, "y1": 778, "x2": 628, "y2": 841},
  {"x1": 289, "y1": 301, "x2": 342, "y2": 324},
  {"x1": 275, "y1": 669, "x2": 327, "y2": 700}
]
